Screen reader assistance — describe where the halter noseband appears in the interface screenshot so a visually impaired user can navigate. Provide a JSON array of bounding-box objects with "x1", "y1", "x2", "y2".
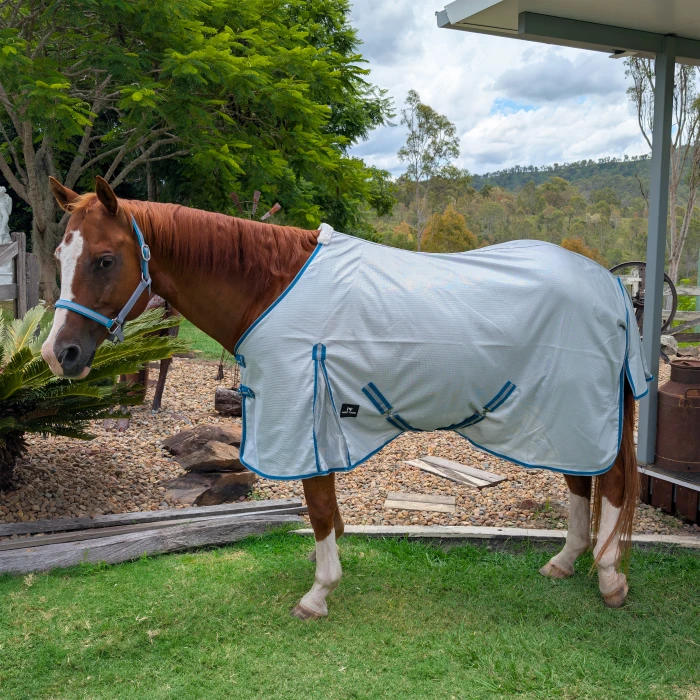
[{"x1": 54, "y1": 216, "x2": 151, "y2": 343}]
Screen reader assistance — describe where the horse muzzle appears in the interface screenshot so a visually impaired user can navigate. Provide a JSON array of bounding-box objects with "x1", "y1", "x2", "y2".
[{"x1": 42, "y1": 338, "x2": 95, "y2": 378}]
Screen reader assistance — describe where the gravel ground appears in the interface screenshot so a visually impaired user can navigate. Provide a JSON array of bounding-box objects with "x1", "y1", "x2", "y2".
[{"x1": 1, "y1": 358, "x2": 698, "y2": 538}]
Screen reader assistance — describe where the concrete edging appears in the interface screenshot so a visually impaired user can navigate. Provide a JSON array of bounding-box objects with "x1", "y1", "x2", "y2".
[{"x1": 292, "y1": 525, "x2": 700, "y2": 550}]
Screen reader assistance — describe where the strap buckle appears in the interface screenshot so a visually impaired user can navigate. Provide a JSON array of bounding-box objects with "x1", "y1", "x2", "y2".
[{"x1": 107, "y1": 319, "x2": 124, "y2": 343}]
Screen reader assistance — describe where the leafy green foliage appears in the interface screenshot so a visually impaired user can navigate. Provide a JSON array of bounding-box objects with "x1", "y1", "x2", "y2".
[
  {"x1": 0, "y1": 0, "x2": 395, "y2": 283},
  {"x1": 373, "y1": 157, "x2": 700, "y2": 280},
  {"x1": 396, "y1": 90, "x2": 461, "y2": 249},
  {"x1": 422, "y1": 204, "x2": 477, "y2": 253},
  {"x1": 0, "y1": 306, "x2": 187, "y2": 488},
  {"x1": 471, "y1": 155, "x2": 655, "y2": 201}
]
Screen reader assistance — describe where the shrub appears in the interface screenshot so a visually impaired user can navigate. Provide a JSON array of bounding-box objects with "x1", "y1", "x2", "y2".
[{"x1": 0, "y1": 306, "x2": 187, "y2": 489}]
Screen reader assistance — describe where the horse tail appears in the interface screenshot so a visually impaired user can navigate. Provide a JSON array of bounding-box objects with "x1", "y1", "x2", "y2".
[{"x1": 591, "y1": 379, "x2": 638, "y2": 565}]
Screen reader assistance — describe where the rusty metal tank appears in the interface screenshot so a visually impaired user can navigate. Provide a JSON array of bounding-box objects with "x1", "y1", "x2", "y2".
[{"x1": 656, "y1": 360, "x2": 700, "y2": 472}]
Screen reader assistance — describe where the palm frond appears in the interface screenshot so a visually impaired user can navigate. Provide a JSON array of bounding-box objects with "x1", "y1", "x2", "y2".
[
  {"x1": 0, "y1": 416, "x2": 17, "y2": 434},
  {"x1": 19, "y1": 357, "x2": 55, "y2": 391},
  {"x1": 0, "y1": 307, "x2": 186, "y2": 470},
  {"x1": 122, "y1": 308, "x2": 182, "y2": 339},
  {"x1": 0, "y1": 313, "x2": 5, "y2": 367},
  {"x1": 2, "y1": 305, "x2": 45, "y2": 356}
]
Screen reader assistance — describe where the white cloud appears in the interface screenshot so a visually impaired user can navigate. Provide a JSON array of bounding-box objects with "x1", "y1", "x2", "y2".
[{"x1": 348, "y1": 0, "x2": 648, "y2": 176}]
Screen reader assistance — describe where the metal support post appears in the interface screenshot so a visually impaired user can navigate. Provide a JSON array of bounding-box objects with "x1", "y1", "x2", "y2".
[{"x1": 637, "y1": 38, "x2": 675, "y2": 465}]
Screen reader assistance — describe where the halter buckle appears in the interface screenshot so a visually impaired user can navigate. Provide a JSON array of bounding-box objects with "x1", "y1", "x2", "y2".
[{"x1": 141, "y1": 244, "x2": 151, "y2": 262}]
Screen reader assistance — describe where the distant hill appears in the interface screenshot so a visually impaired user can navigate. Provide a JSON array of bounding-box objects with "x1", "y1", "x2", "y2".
[{"x1": 472, "y1": 156, "x2": 654, "y2": 205}]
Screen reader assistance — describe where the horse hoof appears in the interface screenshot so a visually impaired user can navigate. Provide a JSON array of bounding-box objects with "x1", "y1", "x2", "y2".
[
  {"x1": 539, "y1": 561, "x2": 573, "y2": 579},
  {"x1": 602, "y1": 579, "x2": 629, "y2": 608},
  {"x1": 291, "y1": 603, "x2": 325, "y2": 620}
]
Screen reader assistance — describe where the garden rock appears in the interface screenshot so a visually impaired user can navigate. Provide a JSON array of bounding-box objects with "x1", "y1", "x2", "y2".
[
  {"x1": 518, "y1": 498, "x2": 540, "y2": 511},
  {"x1": 660, "y1": 334, "x2": 678, "y2": 357},
  {"x1": 162, "y1": 424, "x2": 242, "y2": 456},
  {"x1": 214, "y1": 387, "x2": 243, "y2": 416},
  {"x1": 194, "y1": 471, "x2": 257, "y2": 506},
  {"x1": 175, "y1": 441, "x2": 244, "y2": 472}
]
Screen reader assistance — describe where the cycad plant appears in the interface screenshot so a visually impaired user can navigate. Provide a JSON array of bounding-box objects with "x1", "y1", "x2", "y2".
[{"x1": 0, "y1": 306, "x2": 188, "y2": 489}]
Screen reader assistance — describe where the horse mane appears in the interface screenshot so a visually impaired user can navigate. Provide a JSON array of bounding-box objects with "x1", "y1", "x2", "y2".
[{"x1": 69, "y1": 194, "x2": 319, "y2": 296}]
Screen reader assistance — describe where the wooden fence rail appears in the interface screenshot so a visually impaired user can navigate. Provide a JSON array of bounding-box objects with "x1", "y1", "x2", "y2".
[{"x1": 0, "y1": 232, "x2": 39, "y2": 318}]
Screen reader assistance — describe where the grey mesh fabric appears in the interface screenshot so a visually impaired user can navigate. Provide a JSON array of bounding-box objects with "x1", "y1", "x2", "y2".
[{"x1": 235, "y1": 225, "x2": 651, "y2": 481}]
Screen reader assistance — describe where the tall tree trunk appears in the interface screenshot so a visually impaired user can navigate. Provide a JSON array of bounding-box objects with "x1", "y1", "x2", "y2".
[
  {"x1": 34, "y1": 218, "x2": 61, "y2": 304},
  {"x1": 146, "y1": 160, "x2": 158, "y2": 202}
]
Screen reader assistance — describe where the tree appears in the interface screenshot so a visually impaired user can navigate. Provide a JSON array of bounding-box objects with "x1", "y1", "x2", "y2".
[
  {"x1": 560, "y1": 237, "x2": 606, "y2": 266},
  {"x1": 626, "y1": 58, "x2": 700, "y2": 282},
  {"x1": 0, "y1": 0, "x2": 393, "y2": 300},
  {"x1": 422, "y1": 204, "x2": 477, "y2": 253},
  {"x1": 591, "y1": 187, "x2": 621, "y2": 207},
  {"x1": 397, "y1": 90, "x2": 459, "y2": 250}
]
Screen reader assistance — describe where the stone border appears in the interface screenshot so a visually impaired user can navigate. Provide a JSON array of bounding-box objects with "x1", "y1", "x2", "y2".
[{"x1": 292, "y1": 525, "x2": 700, "y2": 550}]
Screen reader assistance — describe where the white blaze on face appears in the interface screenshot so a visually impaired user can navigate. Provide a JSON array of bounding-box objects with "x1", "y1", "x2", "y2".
[{"x1": 41, "y1": 229, "x2": 84, "y2": 376}]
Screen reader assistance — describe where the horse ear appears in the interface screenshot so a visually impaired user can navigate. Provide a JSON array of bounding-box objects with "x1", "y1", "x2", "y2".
[
  {"x1": 49, "y1": 177, "x2": 80, "y2": 211},
  {"x1": 95, "y1": 176, "x2": 119, "y2": 217}
]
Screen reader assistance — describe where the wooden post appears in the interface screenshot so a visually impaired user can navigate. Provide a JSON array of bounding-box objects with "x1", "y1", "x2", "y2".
[
  {"x1": 26, "y1": 252, "x2": 39, "y2": 309},
  {"x1": 696, "y1": 248, "x2": 700, "y2": 333},
  {"x1": 11, "y1": 231, "x2": 27, "y2": 318}
]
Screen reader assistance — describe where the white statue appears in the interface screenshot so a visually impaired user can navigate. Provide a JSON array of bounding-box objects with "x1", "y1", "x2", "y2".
[{"x1": 0, "y1": 186, "x2": 13, "y2": 285}]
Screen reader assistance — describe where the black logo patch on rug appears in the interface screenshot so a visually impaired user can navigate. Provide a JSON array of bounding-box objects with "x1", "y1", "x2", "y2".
[{"x1": 340, "y1": 404, "x2": 359, "y2": 418}]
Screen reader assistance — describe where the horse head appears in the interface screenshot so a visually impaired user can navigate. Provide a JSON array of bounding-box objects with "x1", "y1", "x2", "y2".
[{"x1": 42, "y1": 177, "x2": 150, "y2": 378}]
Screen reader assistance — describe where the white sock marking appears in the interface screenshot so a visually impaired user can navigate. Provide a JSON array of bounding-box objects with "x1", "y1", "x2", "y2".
[
  {"x1": 42, "y1": 229, "x2": 84, "y2": 375},
  {"x1": 299, "y1": 529, "x2": 342, "y2": 616},
  {"x1": 593, "y1": 495, "x2": 625, "y2": 596},
  {"x1": 548, "y1": 493, "x2": 590, "y2": 574}
]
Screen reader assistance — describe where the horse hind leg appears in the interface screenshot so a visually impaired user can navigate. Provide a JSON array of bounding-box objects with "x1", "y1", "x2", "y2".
[
  {"x1": 540, "y1": 475, "x2": 591, "y2": 579},
  {"x1": 292, "y1": 473, "x2": 342, "y2": 620},
  {"x1": 592, "y1": 380, "x2": 637, "y2": 608}
]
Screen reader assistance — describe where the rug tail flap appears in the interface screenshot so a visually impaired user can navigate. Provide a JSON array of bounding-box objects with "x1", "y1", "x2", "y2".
[{"x1": 620, "y1": 282, "x2": 653, "y2": 399}]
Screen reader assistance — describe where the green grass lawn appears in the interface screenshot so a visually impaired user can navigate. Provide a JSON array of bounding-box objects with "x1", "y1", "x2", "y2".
[
  {"x1": 0, "y1": 534, "x2": 698, "y2": 699},
  {"x1": 176, "y1": 319, "x2": 225, "y2": 361}
]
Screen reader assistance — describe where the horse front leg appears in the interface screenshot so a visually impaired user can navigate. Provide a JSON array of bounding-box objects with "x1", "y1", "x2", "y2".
[
  {"x1": 292, "y1": 473, "x2": 343, "y2": 620},
  {"x1": 540, "y1": 475, "x2": 591, "y2": 578}
]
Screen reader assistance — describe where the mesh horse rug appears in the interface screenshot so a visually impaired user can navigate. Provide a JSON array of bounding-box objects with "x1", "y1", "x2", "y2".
[{"x1": 235, "y1": 226, "x2": 651, "y2": 481}]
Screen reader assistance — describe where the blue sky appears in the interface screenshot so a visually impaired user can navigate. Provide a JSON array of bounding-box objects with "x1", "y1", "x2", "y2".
[{"x1": 348, "y1": 1, "x2": 648, "y2": 176}]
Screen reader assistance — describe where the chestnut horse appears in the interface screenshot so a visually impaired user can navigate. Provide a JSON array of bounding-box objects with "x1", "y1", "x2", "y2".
[{"x1": 42, "y1": 177, "x2": 638, "y2": 617}]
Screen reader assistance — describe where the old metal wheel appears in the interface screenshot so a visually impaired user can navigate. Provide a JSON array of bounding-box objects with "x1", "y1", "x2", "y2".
[{"x1": 609, "y1": 261, "x2": 677, "y2": 336}]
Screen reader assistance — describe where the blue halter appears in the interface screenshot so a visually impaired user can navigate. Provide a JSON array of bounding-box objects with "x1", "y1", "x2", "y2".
[{"x1": 54, "y1": 216, "x2": 152, "y2": 343}]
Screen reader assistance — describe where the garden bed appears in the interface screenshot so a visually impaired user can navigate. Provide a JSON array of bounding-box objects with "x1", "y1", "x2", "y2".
[{"x1": 1, "y1": 359, "x2": 698, "y2": 538}]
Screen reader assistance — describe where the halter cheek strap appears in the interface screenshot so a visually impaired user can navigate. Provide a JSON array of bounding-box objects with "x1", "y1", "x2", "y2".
[{"x1": 54, "y1": 216, "x2": 151, "y2": 343}]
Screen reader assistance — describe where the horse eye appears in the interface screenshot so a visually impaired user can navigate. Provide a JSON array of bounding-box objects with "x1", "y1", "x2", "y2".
[{"x1": 98, "y1": 257, "x2": 114, "y2": 269}]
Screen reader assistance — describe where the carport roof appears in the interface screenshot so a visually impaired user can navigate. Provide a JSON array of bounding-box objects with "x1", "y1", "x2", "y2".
[{"x1": 437, "y1": 0, "x2": 700, "y2": 65}]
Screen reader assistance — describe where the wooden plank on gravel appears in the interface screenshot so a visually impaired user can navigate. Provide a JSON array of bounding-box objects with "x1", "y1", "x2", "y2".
[
  {"x1": 408, "y1": 456, "x2": 506, "y2": 489},
  {"x1": 0, "y1": 498, "x2": 304, "y2": 538},
  {"x1": 405, "y1": 460, "x2": 491, "y2": 488},
  {"x1": 0, "y1": 514, "x2": 301, "y2": 575},
  {"x1": 420, "y1": 456, "x2": 505, "y2": 484},
  {"x1": 0, "y1": 506, "x2": 307, "y2": 551},
  {"x1": 384, "y1": 492, "x2": 456, "y2": 513}
]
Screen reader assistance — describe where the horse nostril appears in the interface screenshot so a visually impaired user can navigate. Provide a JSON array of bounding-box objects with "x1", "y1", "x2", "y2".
[{"x1": 57, "y1": 345, "x2": 81, "y2": 367}]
